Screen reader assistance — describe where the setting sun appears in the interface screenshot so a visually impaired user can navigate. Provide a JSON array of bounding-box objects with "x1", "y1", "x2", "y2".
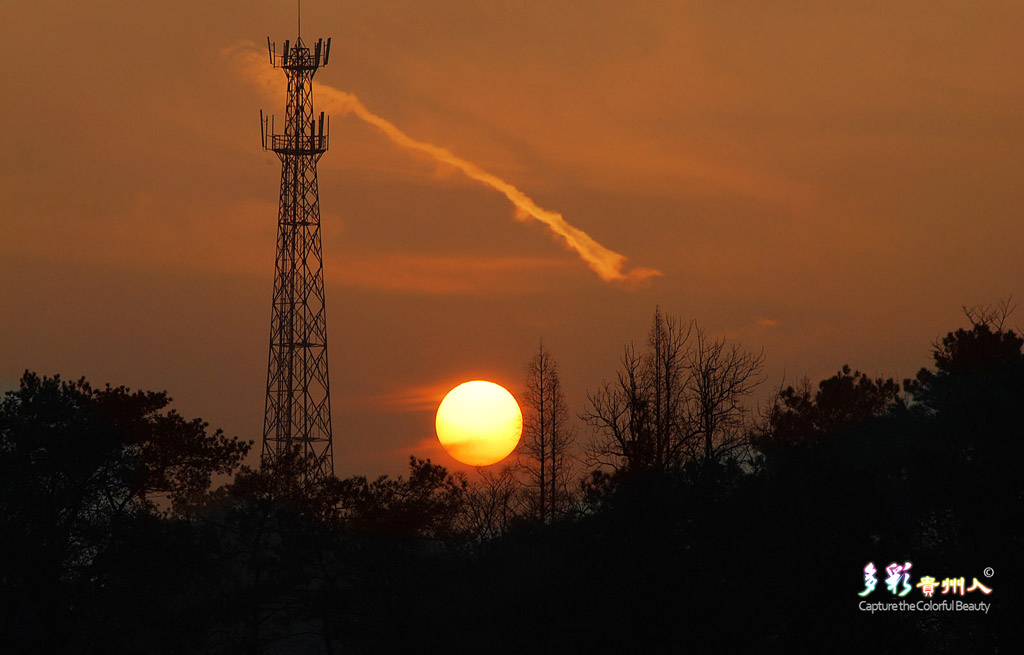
[{"x1": 435, "y1": 380, "x2": 522, "y2": 466}]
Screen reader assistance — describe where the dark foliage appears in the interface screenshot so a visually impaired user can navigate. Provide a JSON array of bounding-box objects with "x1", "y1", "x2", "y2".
[
  {"x1": 1, "y1": 306, "x2": 1021, "y2": 653},
  {"x1": 755, "y1": 364, "x2": 903, "y2": 449},
  {"x1": 0, "y1": 372, "x2": 250, "y2": 653}
]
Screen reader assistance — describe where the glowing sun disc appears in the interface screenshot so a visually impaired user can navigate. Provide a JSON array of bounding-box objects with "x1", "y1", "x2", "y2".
[{"x1": 435, "y1": 380, "x2": 523, "y2": 466}]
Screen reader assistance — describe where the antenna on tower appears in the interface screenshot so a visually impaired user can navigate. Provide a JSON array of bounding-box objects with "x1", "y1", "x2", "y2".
[{"x1": 298, "y1": 0, "x2": 301, "y2": 39}]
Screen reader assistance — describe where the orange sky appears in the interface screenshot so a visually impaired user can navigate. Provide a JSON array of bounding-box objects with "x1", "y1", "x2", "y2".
[{"x1": 2, "y1": 1, "x2": 1022, "y2": 476}]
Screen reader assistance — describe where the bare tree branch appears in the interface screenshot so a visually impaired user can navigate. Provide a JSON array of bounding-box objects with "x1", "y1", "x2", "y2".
[{"x1": 581, "y1": 308, "x2": 766, "y2": 475}]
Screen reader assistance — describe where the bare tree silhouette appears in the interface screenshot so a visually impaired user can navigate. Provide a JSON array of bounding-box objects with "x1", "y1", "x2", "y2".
[
  {"x1": 460, "y1": 465, "x2": 524, "y2": 540},
  {"x1": 521, "y1": 341, "x2": 575, "y2": 521},
  {"x1": 582, "y1": 309, "x2": 691, "y2": 473},
  {"x1": 685, "y1": 326, "x2": 765, "y2": 464},
  {"x1": 582, "y1": 309, "x2": 765, "y2": 473}
]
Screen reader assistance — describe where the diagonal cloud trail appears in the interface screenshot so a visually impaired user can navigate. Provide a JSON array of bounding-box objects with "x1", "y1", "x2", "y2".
[{"x1": 234, "y1": 47, "x2": 661, "y2": 284}]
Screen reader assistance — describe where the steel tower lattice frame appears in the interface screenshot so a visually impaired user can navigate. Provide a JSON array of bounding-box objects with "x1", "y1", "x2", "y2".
[{"x1": 260, "y1": 34, "x2": 334, "y2": 481}]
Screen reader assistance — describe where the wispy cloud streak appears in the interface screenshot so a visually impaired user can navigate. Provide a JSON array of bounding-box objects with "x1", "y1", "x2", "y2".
[{"x1": 233, "y1": 46, "x2": 661, "y2": 284}]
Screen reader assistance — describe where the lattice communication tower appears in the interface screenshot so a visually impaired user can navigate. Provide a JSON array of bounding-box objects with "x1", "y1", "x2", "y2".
[{"x1": 259, "y1": 34, "x2": 334, "y2": 480}]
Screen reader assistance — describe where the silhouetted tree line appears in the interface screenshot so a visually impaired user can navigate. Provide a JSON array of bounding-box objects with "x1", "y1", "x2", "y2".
[{"x1": 1, "y1": 302, "x2": 1021, "y2": 653}]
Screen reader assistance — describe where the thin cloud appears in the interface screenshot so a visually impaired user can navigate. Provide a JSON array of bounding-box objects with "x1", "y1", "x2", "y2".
[
  {"x1": 338, "y1": 381, "x2": 453, "y2": 413},
  {"x1": 721, "y1": 316, "x2": 781, "y2": 340},
  {"x1": 228, "y1": 44, "x2": 662, "y2": 286}
]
